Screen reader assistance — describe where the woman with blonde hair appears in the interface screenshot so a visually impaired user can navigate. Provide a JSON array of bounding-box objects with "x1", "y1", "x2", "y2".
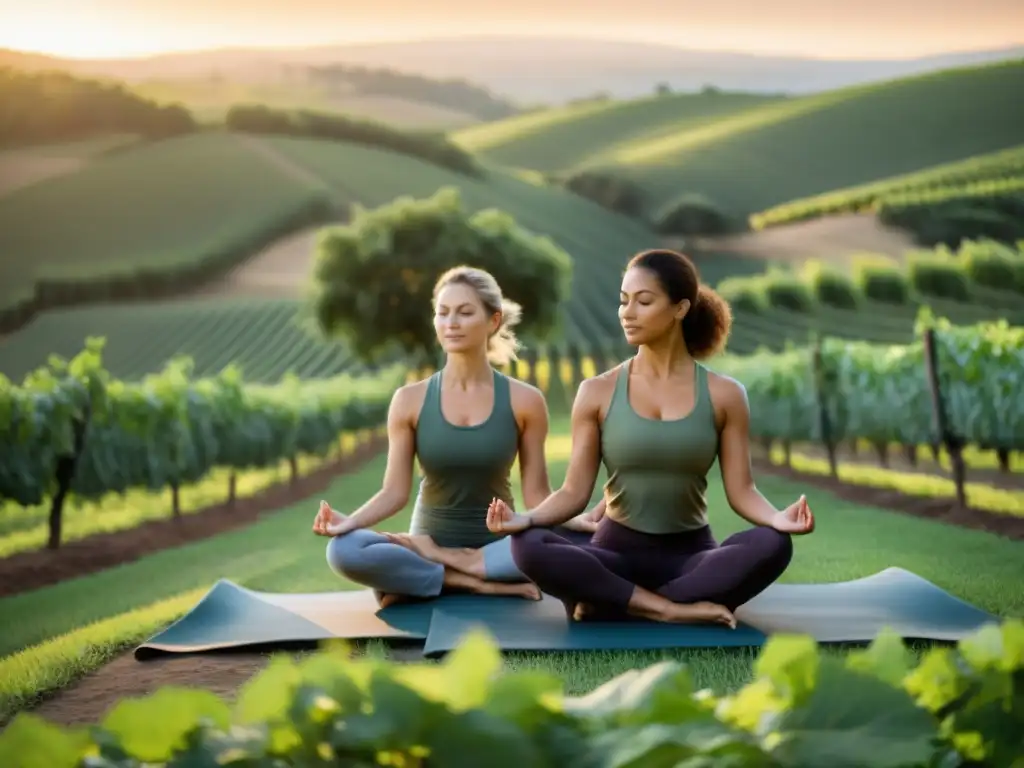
[{"x1": 313, "y1": 265, "x2": 596, "y2": 606}]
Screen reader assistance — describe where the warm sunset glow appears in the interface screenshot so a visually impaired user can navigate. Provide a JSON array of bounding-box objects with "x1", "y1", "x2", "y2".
[{"x1": 2, "y1": 0, "x2": 1022, "y2": 61}]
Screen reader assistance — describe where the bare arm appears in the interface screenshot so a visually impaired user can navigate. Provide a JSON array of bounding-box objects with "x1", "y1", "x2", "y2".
[
  {"x1": 335, "y1": 385, "x2": 417, "y2": 533},
  {"x1": 524, "y1": 377, "x2": 605, "y2": 527},
  {"x1": 513, "y1": 384, "x2": 553, "y2": 510},
  {"x1": 715, "y1": 376, "x2": 780, "y2": 527}
]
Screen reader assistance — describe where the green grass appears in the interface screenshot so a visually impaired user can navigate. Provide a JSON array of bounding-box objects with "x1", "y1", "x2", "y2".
[
  {"x1": 452, "y1": 91, "x2": 781, "y2": 173},
  {"x1": 461, "y1": 59, "x2": 1024, "y2": 221},
  {"x1": 2, "y1": 425, "x2": 1022, "y2": 721},
  {"x1": 0, "y1": 132, "x2": 331, "y2": 311},
  {"x1": 0, "y1": 296, "x2": 378, "y2": 384}
]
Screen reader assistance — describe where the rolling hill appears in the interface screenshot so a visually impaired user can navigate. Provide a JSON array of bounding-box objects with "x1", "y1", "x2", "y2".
[
  {"x1": 461, "y1": 59, "x2": 1024, "y2": 222},
  {"x1": 2, "y1": 129, "x2": 1020, "y2": 384},
  {"x1": 0, "y1": 133, "x2": 335, "y2": 313},
  {"x1": 453, "y1": 90, "x2": 782, "y2": 172},
  {"x1": 5, "y1": 37, "x2": 1022, "y2": 103}
]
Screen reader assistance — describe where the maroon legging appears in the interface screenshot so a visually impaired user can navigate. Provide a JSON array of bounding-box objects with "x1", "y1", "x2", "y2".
[{"x1": 510, "y1": 516, "x2": 792, "y2": 617}]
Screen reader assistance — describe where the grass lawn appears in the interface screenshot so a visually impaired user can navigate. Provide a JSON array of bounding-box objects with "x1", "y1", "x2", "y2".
[{"x1": 1, "y1": 425, "x2": 1022, "y2": 721}]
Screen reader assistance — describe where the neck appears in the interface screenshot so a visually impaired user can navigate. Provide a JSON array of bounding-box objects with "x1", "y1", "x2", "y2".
[
  {"x1": 633, "y1": 331, "x2": 693, "y2": 379},
  {"x1": 442, "y1": 349, "x2": 494, "y2": 387}
]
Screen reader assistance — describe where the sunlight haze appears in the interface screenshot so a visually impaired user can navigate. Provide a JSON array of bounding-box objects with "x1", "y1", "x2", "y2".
[{"x1": 4, "y1": 0, "x2": 1023, "y2": 59}]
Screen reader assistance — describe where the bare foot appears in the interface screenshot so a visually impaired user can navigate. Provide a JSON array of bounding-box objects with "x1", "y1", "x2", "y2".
[
  {"x1": 378, "y1": 593, "x2": 416, "y2": 609},
  {"x1": 662, "y1": 601, "x2": 737, "y2": 628},
  {"x1": 444, "y1": 570, "x2": 542, "y2": 601},
  {"x1": 385, "y1": 533, "x2": 486, "y2": 578}
]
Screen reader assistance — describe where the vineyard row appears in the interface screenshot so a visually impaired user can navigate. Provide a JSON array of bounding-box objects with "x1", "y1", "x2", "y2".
[
  {"x1": 0, "y1": 338, "x2": 403, "y2": 548},
  {"x1": 751, "y1": 143, "x2": 1024, "y2": 228}
]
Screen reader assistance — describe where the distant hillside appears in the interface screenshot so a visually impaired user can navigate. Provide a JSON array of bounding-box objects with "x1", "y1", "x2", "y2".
[
  {"x1": 453, "y1": 90, "x2": 783, "y2": 172},
  {"x1": 5, "y1": 37, "x2": 1020, "y2": 104},
  {"x1": 0, "y1": 47, "x2": 519, "y2": 128},
  {"x1": 517, "y1": 59, "x2": 1024, "y2": 223}
]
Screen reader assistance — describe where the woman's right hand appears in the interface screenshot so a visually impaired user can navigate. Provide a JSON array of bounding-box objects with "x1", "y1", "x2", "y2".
[
  {"x1": 486, "y1": 498, "x2": 532, "y2": 534},
  {"x1": 313, "y1": 500, "x2": 352, "y2": 537}
]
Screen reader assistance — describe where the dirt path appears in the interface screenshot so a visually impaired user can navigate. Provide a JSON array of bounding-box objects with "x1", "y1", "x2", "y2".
[
  {"x1": 20, "y1": 642, "x2": 426, "y2": 730},
  {"x1": 690, "y1": 213, "x2": 918, "y2": 266},
  {"x1": 192, "y1": 225, "x2": 334, "y2": 298}
]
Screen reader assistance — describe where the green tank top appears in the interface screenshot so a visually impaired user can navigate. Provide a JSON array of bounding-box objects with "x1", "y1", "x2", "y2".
[
  {"x1": 409, "y1": 368, "x2": 519, "y2": 547},
  {"x1": 600, "y1": 359, "x2": 719, "y2": 534}
]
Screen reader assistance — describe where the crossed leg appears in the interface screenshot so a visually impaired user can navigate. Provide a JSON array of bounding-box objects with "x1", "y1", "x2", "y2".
[
  {"x1": 326, "y1": 529, "x2": 540, "y2": 607},
  {"x1": 509, "y1": 528, "x2": 736, "y2": 627}
]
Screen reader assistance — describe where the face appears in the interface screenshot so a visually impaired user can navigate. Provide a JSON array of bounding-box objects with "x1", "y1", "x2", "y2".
[
  {"x1": 618, "y1": 266, "x2": 689, "y2": 346},
  {"x1": 433, "y1": 282, "x2": 500, "y2": 356}
]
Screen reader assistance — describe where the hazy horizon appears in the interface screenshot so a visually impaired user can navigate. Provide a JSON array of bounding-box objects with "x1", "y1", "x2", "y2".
[{"x1": 5, "y1": 0, "x2": 1024, "y2": 61}]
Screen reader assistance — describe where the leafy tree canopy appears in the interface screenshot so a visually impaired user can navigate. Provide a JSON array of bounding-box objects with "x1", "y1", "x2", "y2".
[{"x1": 310, "y1": 187, "x2": 574, "y2": 364}]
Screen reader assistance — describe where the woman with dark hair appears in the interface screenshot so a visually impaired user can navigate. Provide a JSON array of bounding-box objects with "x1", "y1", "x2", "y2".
[{"x1": 486, "y1": 249, "x2": 814, "y2": 627}]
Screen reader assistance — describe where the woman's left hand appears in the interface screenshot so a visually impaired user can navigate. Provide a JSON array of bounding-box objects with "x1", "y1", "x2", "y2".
[
  {"x1": 562, "y1": 514, "x2": 599, "y2": 534},
  {"x1": 771, "y1": 495, "x2": 815, "y2": 535}
]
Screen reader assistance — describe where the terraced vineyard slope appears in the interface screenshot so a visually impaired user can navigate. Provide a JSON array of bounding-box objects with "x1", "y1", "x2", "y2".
[
  {"x1": 751, "y1": 144, "x2": 1024, "y2": 229},
  {"x1": 453, "y1": 90, "x2": 780, "y2": 173},
  {"x1": 463, "y1": 59, "x2": 1024, "y2": 221},
  {"x1": 0, "y1": 298, "x2": 376, "y2": 384},
  {"x1": 0, "y1": 132, "x2": 336, "y2": 319}
]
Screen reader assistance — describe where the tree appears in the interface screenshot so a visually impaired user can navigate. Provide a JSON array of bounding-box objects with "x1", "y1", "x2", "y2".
[{"x1": 309, "y1": 187, "x2": 574, "y2": 365}]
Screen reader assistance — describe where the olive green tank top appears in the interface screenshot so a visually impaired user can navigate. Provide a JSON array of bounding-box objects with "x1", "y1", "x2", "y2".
[
  {"x1": 600, "y1": 359, "x2": 719, "y2": 534},
  {"x1": 409, "y1": 369, "x2": 519, "y2": 548}
]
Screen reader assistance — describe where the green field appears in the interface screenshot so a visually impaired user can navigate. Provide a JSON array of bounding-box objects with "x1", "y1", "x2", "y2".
[
  {"x1": 457, "y1": 60, "x2": 1024, "y2": 220},
  {"x1": 0, "y1": 133, "x2": 333, "y2": 311},
  {"x1": 0, "y1": 297, "x2": 370, "y2": 383},
  {"x1": 2, "y1": 424, "x2": 1023, "y2": 722},
  {"x1": 453, "y1": 91, "x2": 780, "y2": 172}
]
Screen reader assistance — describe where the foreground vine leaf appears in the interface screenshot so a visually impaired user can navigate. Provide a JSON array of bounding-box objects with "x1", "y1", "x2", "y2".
[
  {"x1": 99, "y1": 687, "x2": 231, "y2": 763},
  {"x1": 765, "y1": 658, "x2": 937, "y2": 768}
]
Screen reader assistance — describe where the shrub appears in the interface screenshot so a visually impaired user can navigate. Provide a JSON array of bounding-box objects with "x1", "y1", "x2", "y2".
[
  {"x1": 958, "y1": 239, "x2": 1024, "y2": 296},
  {"x1": 225, "y1": 104, "x2": 482, "y2": 177},
  {"x1": 310, "y1": 187, "x2": 573, "y2": 365},
  {"x1": 654, "y1": 193, "x2": 736, "y2": 236},
  {"x1": 560, "y1": 170, "x2": 646, "y2": 218},
  {"x1": 3, "y1": 622, "x2": 1023, "y2": 767},
  {"x1": 761, "y1": 269, "x2": 816, "y2": 313},
  {"x1": 907, "y1": 250, "x2": 972, "y2": 302},
  {"x1": 717, "y1": 276, "x2": 767, "y2": 314},
  {"x1": 852, "y1": 254, "x2": 911, "y2": 305},
  {"x1": 800, "y1": 259, "x2": 861, "y2": 309}
]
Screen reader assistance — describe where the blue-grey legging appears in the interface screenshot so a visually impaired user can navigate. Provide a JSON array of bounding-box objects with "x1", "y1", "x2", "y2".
[
  {"x1": 327, "y1": 526, "x2": 596, "y2": 598},
  {"x1": 510, "y1": 516, "x2": 793, "y2": 616}
]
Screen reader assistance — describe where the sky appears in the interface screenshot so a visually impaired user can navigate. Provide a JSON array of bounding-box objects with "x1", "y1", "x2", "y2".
[{"x1": 3, "y1": 0, "x2": 1023, "y2": 60}]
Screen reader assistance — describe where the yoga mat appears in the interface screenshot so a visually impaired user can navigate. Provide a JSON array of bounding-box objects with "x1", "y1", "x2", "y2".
[
  {"x1": 734, "y1": 567, "x2": 999, "y2": 642},
  {"x1": 136, "y1": 568, "x2": 999, "y2": 660},
  {"x1": 422, "y1": 567, "x2": 999, "y2": 656},
  {"x1": 134, "y1": 580, "x2": 433, "y2": 659},
  {"x1": 421, "y1": 596, "x2": 765, "y2": 657}
]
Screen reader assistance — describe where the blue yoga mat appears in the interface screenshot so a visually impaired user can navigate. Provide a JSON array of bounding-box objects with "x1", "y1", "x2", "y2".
[
  {"x1": 135, "y1": 568, "x2": 999, "y2": 660},
  {"x1": 420, "y1": 567, "x2": 999, "y2": 656}
]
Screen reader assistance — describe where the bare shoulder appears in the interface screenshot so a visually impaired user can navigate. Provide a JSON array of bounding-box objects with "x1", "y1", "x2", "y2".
[
  {"x1": 390, "y1": 378, "x2": 429, "y2": 424},
  {"x1": 576, "y1": 363, "x2": 624, "y2": 416},
  {"x1": 508, "y1": 376, "x2": 548, "y2": 419},
  {"x1": 706, "y1": 369, "x2": 749, "y2": 418}
]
